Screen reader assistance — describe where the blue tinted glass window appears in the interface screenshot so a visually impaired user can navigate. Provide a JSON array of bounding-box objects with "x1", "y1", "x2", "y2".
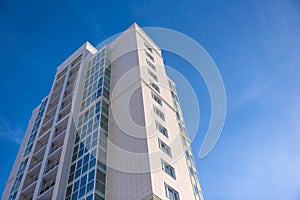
[
  {"x1": 79, "y1": 186, "x2": 86, "y2": 198},
  {"x1": 75, "y1": 170, "x2": 81, "y2": 179},
  {"x1": 87, "y1": 180, "x2": 94, "y2": 193},
  {"x1": 90, "y1": 158, "x2": 96, "y2": 168},
  {"x1": 82, "y1": 164, "x2": 88, "y2": 174},
  {"x1": 74, "y1": 180, "x2": 80, "y2": 191},
  {"x1": 72, "y1": 191, "x2": 78, "y2": 200},
  {"x1": 77, "y1": 159, "x2": 83, "y2": 169},
  {"x1": 86, "y1": 194, "x2": 93, "y2": 200},
  {"x1": 88, "y1": 170, "x2": 95, "y2": 182},
  {"x1": 84, "y1": 154, "x2": 89, "y2": 164},
  {"x1": 81, "y1": 175, "x2": 87, "y2": 187}
]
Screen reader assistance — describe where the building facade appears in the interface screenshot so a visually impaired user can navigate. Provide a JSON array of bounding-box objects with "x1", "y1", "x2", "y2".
[{"x1": 2, "y1": 23, "x2": 204, "y2": 200}]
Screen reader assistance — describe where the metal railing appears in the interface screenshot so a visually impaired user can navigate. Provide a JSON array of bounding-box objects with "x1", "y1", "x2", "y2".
[
  {"x1": 49, "y1": 141, "x2": 64, "y2": 155},
  {"x1": 29, "y1": 157, "x2": 43, "y2": 168},
  {"x1": 33, "y1": 143, "x2": 47, "y2": 155},
  {"x1": 39, "y1": 178, "x2": 56, "y2": 195},
  {"x1": 22, "y1": 174, "x2": 39, "y2": 189},
  {"x1": 44, "y1": 158, "x2": 60, "y2": 174},
  {"x1": 52, "y1": 130, "x2": 66, "y2": 141},
  {"x1": 23, "y1": 194, "x2": 33, "y2": 200}
]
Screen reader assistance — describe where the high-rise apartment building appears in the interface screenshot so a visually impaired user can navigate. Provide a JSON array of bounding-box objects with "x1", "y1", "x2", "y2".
[{"x1": 2, "y1": 23, "x2": 204, "y2": 200}]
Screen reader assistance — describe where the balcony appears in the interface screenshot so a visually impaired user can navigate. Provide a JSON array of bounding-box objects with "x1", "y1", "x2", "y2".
[
  {"x1": 37, "y1": 128, "x2": 50, "y2": 142},
  {"x1": 66, "y1": 76, "x2": 76, "y2": 88},
  {"x1": 56, "y1": 67, "x2": 67, "y2": 82},
  {"x1": 34, "y1": 137, "x2": 48, "y2": 155},
  {"x1": 19, "y1": 192, "x2": 34, "y2": 200},
  {"x1": 48, "y1": 141, "x2": 64, "y2": 159},
  {"x1": 41, "y1": 118, "x2": 54, "y2": 132},
  {"x1": 51, "y1": 84, "x2": 63, "y2": 97},
  {"x1": 22, "y1": 194, "x2": 33, "y2": 200},
  {"x1": 64, "y1": 83, "x2": 74, "y2": 96},
  {"x1": 55, "y1": 118, "x2": 68, "y2": 134},
  {"x1": 70, "y1": 60, "x2": 80, "y2": 73},
  {"x1": 68, "y1": 68, "x2": 78, "y2": 80},
  {"x1": 22, "y1": 174, "x2": 39, "y2": 193},
  {"x1": 32, "y1": 144, "x2": 46, "y2": 161},
  {"x1": 52, "y1": 130, "x2": 66, "y2": 144},
  {"x1": 44, "y1": 104, "x2": 57, "y2": 120},
  {"x1": 43, "y1": 158, "x2": 60, "y2": 181},
  {"x1": 60, "y1": 101, "x2": 72, "y2": 113},
  {"x1": 67, "y1": 70, "x2": 78, "y2": 82},
  {"x1": 54, "y1": 73, "x2": 66, "y2": 89},
  {"x1": 57, "y1": 104, "x2": 71, "y2": 122},
  {"x1": 44, "y1": 157, "x2": 60, "y2": 175},
  {"x1": 62, "y1": 91, "x2": 73, "y2": 105},
  {"x1": 38, "y1": 178, "x2": 56, "y2": 198},
  {"x1": 27, "y1": 160, "x2": 42, "y2": 178},
  {"x1": 48, "y1": 94, "x2": 60, "y2": 107},
  {"x1": 42, "y1": 115, "x2": 54, "y2": 128}
]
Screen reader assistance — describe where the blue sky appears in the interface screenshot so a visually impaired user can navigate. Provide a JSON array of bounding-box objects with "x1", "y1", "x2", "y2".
[{"x1": 1, "y1": 0, "x2": 300, "y2": 199}]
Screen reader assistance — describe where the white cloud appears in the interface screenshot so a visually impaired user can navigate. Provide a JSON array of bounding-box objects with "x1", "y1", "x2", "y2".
[
  {"x1": 200, "y1": 63, "x2": 300, "y2": 199},
  {"x1": 0, "y1": 116, "x2": 24, "y2": 144}
]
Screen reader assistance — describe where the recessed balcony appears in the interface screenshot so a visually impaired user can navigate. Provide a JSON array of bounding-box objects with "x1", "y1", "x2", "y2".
[
  {"x1": 44, "y1": 105, "x2": 57, "y2": 119},
  {"x1": 52, "y1": 130, "x2": 66, "y2": 143},
  {"x1": 48, "y1": 94, "x2": 60, "y2": 107},
  {"x1": 56, "y1": 68, "x2": 67, "y2": 82},
  {"x1": 62, "y1": 93, "x2": 73, "y2": 106},
  {"x1": 48, "y1": 141, "x2": 64, "y2": 159},
  {"x1": 57, "y1": 105, "x2": 71, "y2": 122},
  {"x1": 27, "y1": 159, "x2": 42, "y2": 177},
  {"x1": 37, "y1": 129, "x2": 50, "y2": 142},
  {"x1": 43, "y1": 158, "x2": 60, "y2": 181},
  {"x1": 41, "y1": 118, "x2": 54, "y2": 132},
  {"x1": 32, "y1": 143, "x2": 46, "y2": 158},
  {"x1": 51, "y1": 84, "x2": 63, "y2": 97},
  {"x1": 38, "y1": 178, "x2": 55, "y2": 199},
  {"x1": 21, "y1": 174, "x2": 39, "y2": 194}
]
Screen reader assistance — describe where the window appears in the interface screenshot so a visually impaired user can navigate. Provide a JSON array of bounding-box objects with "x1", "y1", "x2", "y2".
[
  {"x1": 165, "y1": 183, "x2": 180, "y2": 200},
  {"x1": 96, "y1": 180, "x2": 105, "y2": 194},
  {"x1": 87, "y1": 194, "x2": 93, "y2": 200},
  {"x1": 97, "y1": 169, "x2": 106, "y2": 184},
  {"x1": 154, "y1": 106, "x2": 165, "y2": 121},
  {"x1": 152, "y1": 92, "x2": 162, "y2": 106},
  {"x1": 175, "y1": 112, "x2": 180, "y2": 121},
  {"x1": 148, "y1": 69, "x2": 158, "y2": 81},
  {"x1": 146, "y1": 59, "x2": 156, "y2": 71},
  {"x1": 144, "y1": 42, "x2": 153, "y2": 53},
  {"x1": 158, "y1": 138, "x2": 172, "y2": 157},
  {"x1": 145, "y1": 50, "x2": 154, "y2": 62},
  {"x1": 189, "y1": 167, "x2": 194, "y2": 176},
  {"x1": 168, "y1": 80, "x2": 176, "y2": 91},
  {"x1": 88, "y1": 169, "x2": 95, "y2": 182},
  {"x1": 185, "y1": 151, "x2": 190, "y2": 159},
  {"x1": 171, "y1": 91, "x2": 178, "y2": 101},
  {"x1": 162, "y1": 160, "x2": 176, "y2": 179},
  {"x1": 80, "y1": 175, "x2": 87, "y2": 187},
  {"x1": 156, "y1": 120, "x2": 168, "y2": 137},
  {"x1": 150, "y1": 82, "x2": 160, "y2": 93},
  {"x1": 193, "y1": 185, "x2": 199, "y2": 195},
  {"x1": 178, "y1": 123, "x2": 185, "y2": 132}
]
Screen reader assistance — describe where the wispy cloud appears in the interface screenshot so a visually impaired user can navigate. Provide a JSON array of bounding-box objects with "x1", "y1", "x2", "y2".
[
  {"x1": 228, "y1": 72, "x2": 273, "y2": 114},
  {"x1": 0, "y1": 116, "x2": 24, "y2": 144},
  {"x1": 201, "y1": 102, "x2": 300, "y2": 200},
  {"x1": 230, "y1": 112, "x2": 300, "y2": 200}
]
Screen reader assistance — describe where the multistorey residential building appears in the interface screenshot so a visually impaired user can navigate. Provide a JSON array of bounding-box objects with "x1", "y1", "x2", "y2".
[{"x1": 2, "y1": 23, "x2": 204, "y2": 200}]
